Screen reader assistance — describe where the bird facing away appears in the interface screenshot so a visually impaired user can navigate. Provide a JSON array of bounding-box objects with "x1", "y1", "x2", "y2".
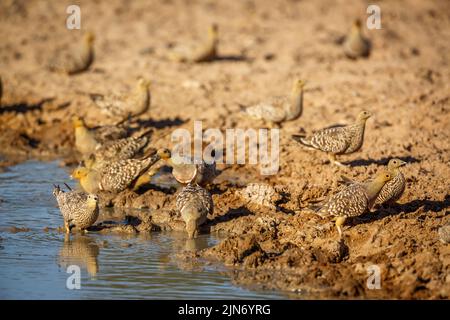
[
  {"x1": 85, "y1": 129, "x2": 154, "y2": 170},
  {"x1": 90, "y1": 78, "x2": 151, "y2": 121},
  {"x1": 292, "y1": 110, "x2": 372, "y2": 166},
  {"x1": 244, "y1": 79, "x2": 306, "y2": 125},
  {"x1": 314, "y1": 171, "x2": 393, "y2": 237},
  {"x1": 343, "y1": 19, "x2": 371, "y2": 59},
  {"x1": 71, "y1": 149, "x2": 169, "y2": 193},
  {"x1": 170, "y1": 24, "x2": 219, "y2": 63},
  {"x1": 53, "y1": 184, "x2": 99, "y2": 233},
  {"x1": 73, "y1": 116, "x2": 128, "y2": 156},
  {"x1": 47, "y1": 31, "x2": 95, "y2": 74},
  {"x1": 176, "y1": 183, "x2": 213, "y2": 239},
  {"x1": 340, "y1": 158, "x2": 407, "y2": 207},
  {"x1": 167, "y1": 151, "x2": 217, "y2": 186}
]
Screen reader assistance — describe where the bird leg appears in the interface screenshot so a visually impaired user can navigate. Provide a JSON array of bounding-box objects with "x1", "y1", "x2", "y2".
[
  {"x1": 328, "y1": 154, "x2": 347, "y2": 167},
  {"x1": 64, "y1": 221, "x2": 71, "y2": 234},
  {"x1": 335, "y1": 216, "x2": 346, "y2": 238}
]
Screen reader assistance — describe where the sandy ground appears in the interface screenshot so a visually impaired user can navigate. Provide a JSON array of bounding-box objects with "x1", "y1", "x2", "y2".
[{"x1": 0, "y1": 0, "x2": 449, "y2": 299}]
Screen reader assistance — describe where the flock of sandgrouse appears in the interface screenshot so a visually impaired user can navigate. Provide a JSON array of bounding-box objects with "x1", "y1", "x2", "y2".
[{"x1": 1, "y1": 19, "x2": 408, "y2": 239}]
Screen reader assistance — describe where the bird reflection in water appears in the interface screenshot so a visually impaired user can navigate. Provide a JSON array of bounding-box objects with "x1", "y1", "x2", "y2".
[{"x1": 58, "y1": 234, "x2": 100, "y2": 278}]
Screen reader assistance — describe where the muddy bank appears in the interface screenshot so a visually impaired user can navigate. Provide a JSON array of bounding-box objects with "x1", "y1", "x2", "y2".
[{"x1": 1, "y1": 0, "x2": 449, "y2": 299}]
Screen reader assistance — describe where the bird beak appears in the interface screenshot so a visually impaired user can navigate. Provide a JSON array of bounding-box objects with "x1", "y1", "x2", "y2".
[{"x1": 399, "y1": 161, "x2": 407, "y2": 166}]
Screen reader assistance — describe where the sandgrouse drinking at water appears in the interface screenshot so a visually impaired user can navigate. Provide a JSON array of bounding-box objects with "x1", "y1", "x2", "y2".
[
  {"x1": 176, "y1": 181, "x2": 213, "y2": 239},
  {"x1": 170, "y1": 24, "x2": 219, "y2": 63},
  {"x1": 292, "y1": 110, "x2": 371, "y2": 167},
  {"x1": 71, "y1": 149, "x2": 170, "y2": 193},
  {"x1": 314, "y1": 171, "x2": 393, "y2": 237},
  {"x1": 343, "y1": 19, "x2": 371, "y2": 59},
  {"x1": 89, "y1": 78, "x2": 152, "y2": 121},
  {"x1": 47, "y1": 31, "x2": 95, "y2": 75},
  {"x1": 53, "y1": 184, "x2": 99, "y2": 234},
  {"x1": 243, "y1": 79, "x2": 306, "y2": 127}
]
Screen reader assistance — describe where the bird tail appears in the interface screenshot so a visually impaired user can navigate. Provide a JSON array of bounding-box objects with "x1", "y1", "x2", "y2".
[
  {"x1": 338, "y1": 175, "x2": 354, "y2": 185},
  {"x1": 237, "y1": 103, "x2": 247, "y2": 112},
  {"x1": 292, "y1": 134, "x2": 311, "y2": 147},
  {"x1": 52, "y1": 184, "x2": 62, "y2": 197},
  {"x1": 136, "y1": 128, "x2": 154, "y2": 139}
]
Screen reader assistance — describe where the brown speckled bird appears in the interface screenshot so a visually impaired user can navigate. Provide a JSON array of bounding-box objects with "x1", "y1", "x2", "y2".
[
  {"x1": 170, "y1": 24, "x2": 219, "y2": 63},
  {"x1": 340, "y1": 158, "x2": 407, "y2": 207},
  {"x1": 47, "y1": 32, "x2": 95, "y2": 75},
  {"x1": 53, "y1": 184, "x2": 99, "y2": 233},
  {"x1": 176, "y1": 183, "x2": 213, "y2": 239},
  {"x1": 343, "y1": 19, "x2": 371, "y2": 59},
  {"x1": 292, "y1": 110, "x2": 371, "y2": 166},
  {"x1": 71, "y1": 149, "x2": 169, "y2": 193},
  {"x1": 85, "y1": 129, "x2": 154, "y2": 170},
  {"x1": 90, "y1": 78, "x2": 151, "y2": 121},
  {"x1": 314, "y1": 171, "x2": 393, "y2": 237},
  {"x1": 244, "y1": 79, "x2": 306, "y2": 126},
  {"x1": 73, "y1": 116, "x2": 128, "y2": 156}
]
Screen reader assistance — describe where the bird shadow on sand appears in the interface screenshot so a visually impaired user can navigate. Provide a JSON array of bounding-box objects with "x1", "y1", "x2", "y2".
[
  {"x1": 212, "y1": 54, "x2": 251, "y2": 62},
  {"x1": 0, "y1": 98, "x2": 55, "y2": 114},
  {"x1": 344, "y1": 155, "x2": 420, "y2": 167},
  {"x1": 350, "y1": 194, "x2": 450, "y2": 227},
  {"x1": 136, "y1": 117, "x2": 187, "y2": 129}
]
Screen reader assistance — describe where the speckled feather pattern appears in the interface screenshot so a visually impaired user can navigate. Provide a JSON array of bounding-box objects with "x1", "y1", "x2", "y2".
[
  {"x1": 53, "y1": 188, "x2": 99, "y2": 229},
  {"x1": 93, "y1": 125, "x2": 128, "y2": 142},
  {"x1": 246, "y1": 96, "x2": 290, "y2": 123},
  {"x1": 176, "y1": 183, "x2": 213, "y2": 219},
  {"x1": 317, "y1": 183, "x2": 369, "y2": 218},
  {"x1": 47, "y1": 37, "x2": 94, "y2": 74},
  {"x1": 375, "y1": 171, "x2": 406, "y2": 205},
  {"x1": 99, "y1": 154, "x2": 160, "y2": 192},
  {"x1": 94, "y1": 135, "x2": 150, "y2": 166},
  {"x1": 92, "y1": 84, "x2": 150, "y2": 119},
  {"x1": 306, "y1": 122, "x2": 365, "y2": 154}
]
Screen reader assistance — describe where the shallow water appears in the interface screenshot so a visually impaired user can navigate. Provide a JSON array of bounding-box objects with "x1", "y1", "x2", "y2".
[{"x1": 0, "y1": 161, "x2": 284, "y2": 299}]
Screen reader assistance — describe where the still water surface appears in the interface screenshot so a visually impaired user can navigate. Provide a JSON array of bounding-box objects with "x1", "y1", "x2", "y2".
[{"x1": 0, "y1": 161, "x2": 284, "y2": 299}]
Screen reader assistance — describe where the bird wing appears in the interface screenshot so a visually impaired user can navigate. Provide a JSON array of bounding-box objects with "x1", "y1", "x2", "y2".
[
  {"x1": 317, "y1": 184, "x2": 368, "y2": 218},
  {"x1": 309, "y1": 125, "x2": 351, "y2": 153},
  {"x1": 246, "y1": 97, "x2": 287, "y2": 122}
]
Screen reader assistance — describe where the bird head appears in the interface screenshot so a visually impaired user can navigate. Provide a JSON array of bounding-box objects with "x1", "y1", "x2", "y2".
[
  {"x1": 208, "y1": 23, "x2": 219, "y2": 39},
  {"x1": 185, "y1": 218, "x2": 198, "y2": 239},
  {"x1": 71, "y1": 167, "x2": 89, "y2": 180},
  {"x1": 137, "y1": 78, "x2": 151, "y2": 89},
  {"x1": 84, "y1": 31, "x2": 95, "y2": 45},
  {"x1": 86, "y1": 194, "x2": 99, "y2": 209},
  {"x1": 357, "y1": 110, "x2": 372, "y2": 122},
  {"x1": 375, "y1": 171, "x2": 394, "y2": 183},
  {"x1": 292, "y1": 79, "x2": 306, "y2": 91},
  {"x1": 157, "y1": 148, "x2": 172, "y2": 160},
  {"x1": 352, "y1": 19, "x2": 363, "y2": 32},
  {"x1": 387, "y1": 158, "x2": 407, "y2": 170},
  {"x1": 72, "y1": 116, "x2": 85, "y2": 128}
]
